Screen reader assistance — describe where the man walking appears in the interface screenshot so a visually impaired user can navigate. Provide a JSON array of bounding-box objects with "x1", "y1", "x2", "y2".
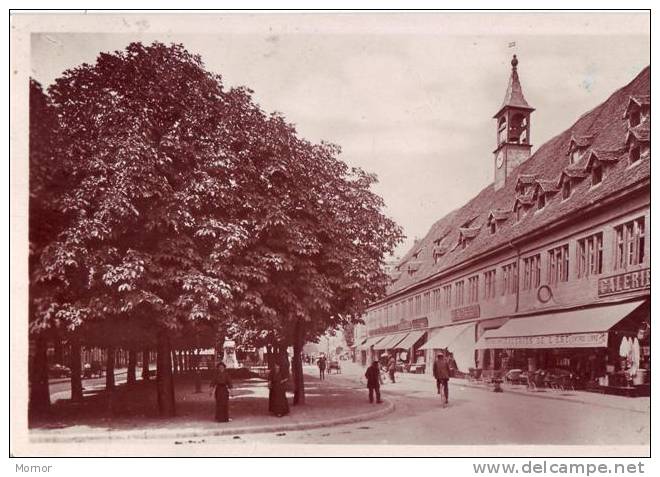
[
  {"x1": 318, "y1": 355, "x2": 327, "y2": 380},
  {"x1": 433, "y1": 353, "x2": 450, "y2": 405},
  {"x1": 365, "y1": 361, "x2": 383, "y2": 403},
  {"x1": 387, "y1": 355, "x2": 396, "y2": 383}
]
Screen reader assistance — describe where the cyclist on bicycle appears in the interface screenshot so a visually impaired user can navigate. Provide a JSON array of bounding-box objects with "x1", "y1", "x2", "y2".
[{"x1": 433, "y1": 353, "x2": 450, "y2": 405}]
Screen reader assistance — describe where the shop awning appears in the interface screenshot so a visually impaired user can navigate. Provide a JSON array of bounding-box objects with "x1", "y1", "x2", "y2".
[
  {"x1": 476, "y1": 300, "x2": 645, "y2": 349},
  {"x1": 395, "y1": 330, "x2": 427, "y2": 350},
  {"x1": 420, "y1": 323, "x2": 473, "y2": 350},
  {"x1": 373, "y1": 333, "x2": 408, "y2": 350},
  {"x1": 360, "y1": 335, "x2": 384, "y2": 349}
]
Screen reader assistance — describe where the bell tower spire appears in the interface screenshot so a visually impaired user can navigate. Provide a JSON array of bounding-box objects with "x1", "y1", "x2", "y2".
[{"x1": 493, "y1": 55, "x2": 535, "y2": 191}]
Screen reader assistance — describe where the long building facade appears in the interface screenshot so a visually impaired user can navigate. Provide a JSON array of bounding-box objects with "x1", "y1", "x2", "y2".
[{"x1": 356, "y1": 56, "x2": 650, "y2": 396}]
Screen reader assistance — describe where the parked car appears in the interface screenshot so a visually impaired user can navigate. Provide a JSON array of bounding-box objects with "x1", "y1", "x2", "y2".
[{"x1": 48, "y1": 364, "x2": 71, "y2": 378}]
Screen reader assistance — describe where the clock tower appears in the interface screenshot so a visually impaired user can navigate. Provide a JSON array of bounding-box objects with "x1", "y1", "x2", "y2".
[{"x1": 493, "y1": 55, "x2": 534, "y2": 191}]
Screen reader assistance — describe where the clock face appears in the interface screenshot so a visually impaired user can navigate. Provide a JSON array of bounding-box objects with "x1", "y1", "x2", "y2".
[{"x1": 496, "y1": 151, "x2": 504, "y2": 169}]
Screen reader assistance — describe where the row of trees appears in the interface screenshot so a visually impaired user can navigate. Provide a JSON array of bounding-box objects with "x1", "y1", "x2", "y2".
[{"x1": 28, "y1": 42, "x2": 403, "y2": 416}]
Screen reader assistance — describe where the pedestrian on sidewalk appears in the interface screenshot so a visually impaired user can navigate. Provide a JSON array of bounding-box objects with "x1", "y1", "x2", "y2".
[
  {"x1": 387, "y1": 355, "x2": 396, "y2": 383},
  {"x1": 433, "y1": 353, "x2": 450, "y2": 405},
  {"x1": 268, "y1": 363, "x2": 290, "y2": 417},
  {"x1": 210, "y1": 362, "x2": 233, "y2": 422},
  {"x1": 318, "y1": 355, "x2": 327, "y2": 381},
  {"x1": 365, "y1": 361, "x2": 383, "y2": 404}
]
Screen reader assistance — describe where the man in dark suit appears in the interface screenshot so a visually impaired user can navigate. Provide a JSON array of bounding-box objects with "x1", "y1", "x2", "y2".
[
  {"x1": 365, "y1": 361, "x2": 383, "y2": 403},
  {"x1": 433, "y1": 353, "x2": 451, "y2": 404}
]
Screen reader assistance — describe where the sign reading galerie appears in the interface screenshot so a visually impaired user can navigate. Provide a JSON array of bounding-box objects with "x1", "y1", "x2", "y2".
[
  {"x1": 486, "y1": 332, "x2": 608, "y2": 349},
  {"x1": 598, "y1": 268, "x2": 650, "y2": 297}
]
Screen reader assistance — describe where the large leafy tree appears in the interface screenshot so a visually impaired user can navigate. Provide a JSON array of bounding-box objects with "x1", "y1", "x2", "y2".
[{"x1": 29, "y1": 41, "x2": 403, "y2": 415}]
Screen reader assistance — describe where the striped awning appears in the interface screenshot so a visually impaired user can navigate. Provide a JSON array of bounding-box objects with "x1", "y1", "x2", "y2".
[{"x1": 373, "y1": 333, "x2": 409, "y2": 350}]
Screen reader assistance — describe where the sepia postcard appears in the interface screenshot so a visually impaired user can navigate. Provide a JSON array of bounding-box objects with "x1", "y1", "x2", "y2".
[{"x1": 9, "y1": 10, "x2": 651, "y2": 460}]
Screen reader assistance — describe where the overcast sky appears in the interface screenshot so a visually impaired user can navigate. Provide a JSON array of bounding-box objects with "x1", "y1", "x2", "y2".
[{"x1": 29, "y1": 13, "x2": 650, "y2": 257}]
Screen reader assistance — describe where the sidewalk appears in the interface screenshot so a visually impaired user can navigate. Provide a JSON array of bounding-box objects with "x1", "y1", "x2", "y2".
[
  {"x1": 340, "y1": 362, "x2": 649, "y2": 414},
  {"x1": 30, "y1": 367, "x2": 394, "y2": 443}
]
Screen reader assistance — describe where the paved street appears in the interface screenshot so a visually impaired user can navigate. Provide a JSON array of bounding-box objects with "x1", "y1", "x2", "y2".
[{"x1": 163, "y1": 362, "x2": 649, "y2": 447}]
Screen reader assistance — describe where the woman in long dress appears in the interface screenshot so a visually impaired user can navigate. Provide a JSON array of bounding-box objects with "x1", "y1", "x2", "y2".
[
  {"x1": 268, "y1": 363, "x2": 290, "y2": 417},
  {"x1": 210, "y1": 362, "x2": 232, "y2": 422}
]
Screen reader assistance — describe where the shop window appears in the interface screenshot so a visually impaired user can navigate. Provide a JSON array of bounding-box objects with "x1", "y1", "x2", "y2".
[
  {"x1": 547, "y1": 244, "x2": 569, "y2": 284},
  {"x1": 577, "y1": 233, "x2": 603, "y2": 278},
  {"x1": 592, "y1": 165, "x2": 603, "y2": 186},
  {"x1": 614, "y1": 217, "x2": 645, "y2": 270}
]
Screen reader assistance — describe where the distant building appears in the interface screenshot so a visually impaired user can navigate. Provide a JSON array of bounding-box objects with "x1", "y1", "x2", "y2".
[{"x1": 358, "y1": 56, "x2": 650, "y2": 395}]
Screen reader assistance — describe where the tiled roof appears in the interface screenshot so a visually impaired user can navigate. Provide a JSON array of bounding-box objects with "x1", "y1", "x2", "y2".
[
  {"x1": 535, "y1": 179, "x2": 560, "y2": 194},
  {"x1": 459, "y1": 226, "x2": 482, "y2": 239},
  {"x1": 557, "y1": 167, "x2": 588, "y2": 187},
  {"x1": 489, "y1": 209, "x2": 511, "y2": 221},
  {"x1": 385, "y1": 66, "x2": 650, "y2": 297},
  {"x1": 514, "y1": 174, "x2": 538, "y2": 191},
  {"x1": 567, "y1": 134, "x2": 595, "y2": 152}
]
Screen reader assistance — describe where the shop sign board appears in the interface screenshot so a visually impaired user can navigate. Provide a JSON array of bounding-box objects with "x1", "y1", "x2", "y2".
[
  {"x1": 451, "y1": 304, "x2": 480, "y2": 322},
  {"x1": 485, "y1": 332, "x2": 608, "y2": 349},
  {"x1": 598, "y1": 268, "x2": 650, "y2": 297},
  {"x1": 412, "y1": 317, "x2": 428, "y2": 329}
]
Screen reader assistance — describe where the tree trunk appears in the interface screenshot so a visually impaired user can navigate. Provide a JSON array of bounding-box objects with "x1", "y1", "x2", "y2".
[
  {"x1": 178, "y1": 350, "x2": 184, "y2": 372},
  {"x1": 105, "y1": 346, "x2": 115, "y2": 390},
  {"x1": 157, "y1": 331, "x2": 176, "y2": 417},
  {"x1": 53, "y1": 335, "x2": 64, "y2": 364},
  {"x1": 70, "y1": 336, "x2": 83, "y2": 402},
  {"x1": 142, "y1": 348, "x2": 150, "y2": 381},
  {"x1": 127, "y1": 348, "x2": 137, "y2": 385},
  {"x1": 292, "y1": 320, "x2": 306, "y2": 405},
  {"x1": 29, "y1": 335, "x2": 50, "y2": 415}
]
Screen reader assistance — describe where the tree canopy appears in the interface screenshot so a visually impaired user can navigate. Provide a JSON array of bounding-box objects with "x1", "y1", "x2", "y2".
[{"x1": 29, "y1": 41, "x2": 403, "y2": 410}]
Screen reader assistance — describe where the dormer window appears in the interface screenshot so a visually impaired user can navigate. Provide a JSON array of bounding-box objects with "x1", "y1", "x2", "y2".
[
  {"x1": 570, "y1": 149, "x2": 582, "y2": 165},
  {"x1": 537, "y1": 194, "x2": 546, "y2": 210},
  {"x1": 630, "y1": 144, "x2": 641, "y2": 164},
  {"x1": 562, "y1": 181, "x2": 571, "y2": 200},
  {"x1": 592, "y1": 165, "x2": 603, "y2": 186},
  {"x1": 623, "y1": 95, "x2": 650, "y2": 129},
  {"x1": 629, "y1": 110, "x2": 641, "y2": 128},
  {"x1": 490, "y1": 222, "x2": 496, "y2": 234},
  {"x1": 567, "y1": 135, "x2": 595, "y2": 166},
  {"x1": 516, "y1": 205, "x2": 524, "y2": 222}
]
